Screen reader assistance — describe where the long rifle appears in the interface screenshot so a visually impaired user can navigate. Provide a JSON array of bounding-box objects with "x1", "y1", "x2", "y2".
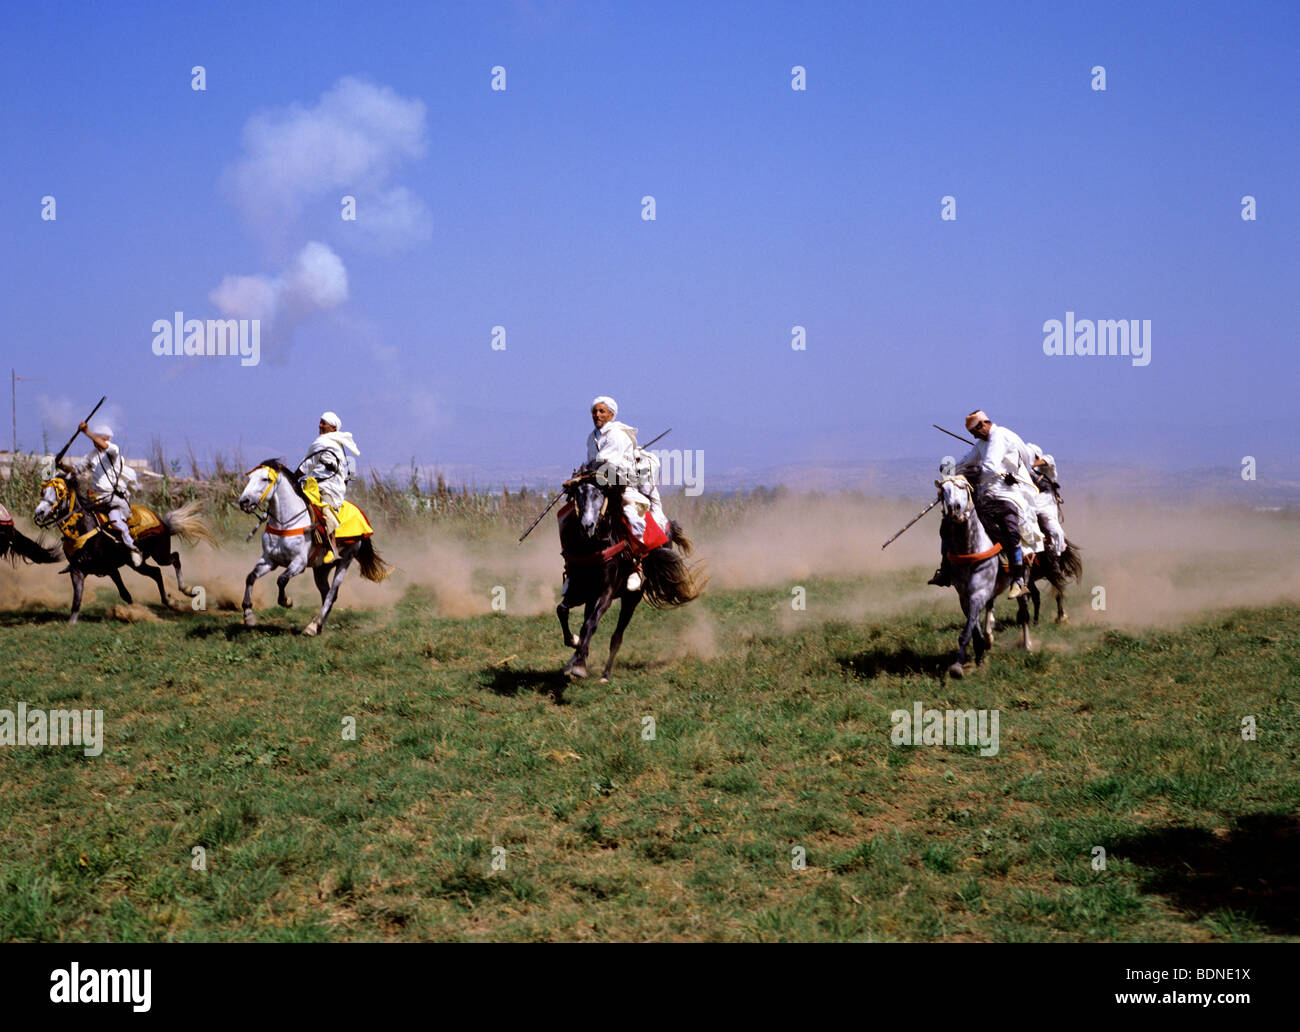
[
  {"x1": 54, "y1": 396, "x2": 106, "y2": 465},
  {"x1": 933, "y1": 423, "x2": 974, "y2": 447},
  {"x1": 881, "y1": 496, "x2": 941, "y2": 550},
  {"x1": 518, "y1": 427, "x2": 673, "y2": 543}
]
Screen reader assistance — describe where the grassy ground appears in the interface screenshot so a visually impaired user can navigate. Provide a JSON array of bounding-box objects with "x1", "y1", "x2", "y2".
[{"x1": 0, "y1": 571, "x2": 1296, "y2": 942}]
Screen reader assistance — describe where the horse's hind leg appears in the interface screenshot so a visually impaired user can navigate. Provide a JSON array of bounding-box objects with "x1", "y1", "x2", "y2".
[
  {"x1": 1029, "y1": 580, "x2": 1041, "y2": 625},
  {"x1": 169, "y1": 547, "x2": 198, "y2": 598},
  {"x1": 304, "y1": 557, "x2": 351, "y2": 636},
  {"x1": 136, "y1": 561, "x2": 168, "y2": 607},
  {"x1": 1017, "y1": 599, "x2": 1032, "y2": 651},
  {"x1": 1054, "y1": 583, "x2": 1068, "y2": 623},
  {"x1": 600, "y1": 593, "x2": 642, "y2": 683},
  {"x1": 109, "y1": 568, "x2": 133, "y2": 604}
]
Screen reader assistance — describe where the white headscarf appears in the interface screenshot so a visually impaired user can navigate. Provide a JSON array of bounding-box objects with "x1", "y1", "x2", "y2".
[
  {"x1": 93, "y1": 425, "x2": 113, "y2": 439},
  {"x1": 591, "y1": 396, "x2": 618, "y2": 418},
  {"x1": 320, "y1": 411, "x2": 341, "y2": 430}
]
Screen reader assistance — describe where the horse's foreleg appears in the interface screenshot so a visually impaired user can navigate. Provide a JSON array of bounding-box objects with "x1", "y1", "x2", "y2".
[
  {"x1": 304, "y1": 558, "x2": 351, "y2": 636},
  {"x1": 600, "y1": 593, "x2": 642, "y2": 683},
  {"x1": 565, "y1": 589, "x2": 615, "y2": 679},
  {"x1": 1055, "y1": 584, "x2": 1068, "y2": 624},
  {"x1": 1017, "y1": 598, "x2": 1032, "y2": 650},
  {"x1": 556, "y1": 601, "x2": 579, "y2": 649},
  {"x1": 242, "y1": 556, "x2": 277, "y2": 627},
  {"x1": 68, "y1": 568, "x2": 86, "y2": 624},
  {"x1": 950, "y1": 591, "x2": 979, "y2": 679},
  {"x1": 108, "y1": 568, "x2": 133, "y2": 604},
  {"x1": 1029, "y1": 580, "x2": 1041, "y2": 625}
]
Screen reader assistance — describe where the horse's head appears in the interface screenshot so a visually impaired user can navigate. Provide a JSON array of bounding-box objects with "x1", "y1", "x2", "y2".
[
  {"x1": 33, "y1": 475, "x2": 74, "y2": 528},
  {"x1": 936, "y1": 474, "x2": 976, "y2": 524},
  {"x1": 239, "y1": 464, "x2": 280, "y2": 514},
  {"x1": 565, "y1": 463, "x2": 618, "y2": 538}
]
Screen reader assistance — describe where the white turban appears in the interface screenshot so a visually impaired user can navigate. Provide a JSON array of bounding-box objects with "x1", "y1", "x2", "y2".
[
  {"x1": 93, "y1": 424, "x2": 113, "y2": 439},
  {"x1": 320, "y1": 411, "x2": 341, "y2": 430},
  {"x1": 591, "y1": 396, "x2": 617, "y2": 417}
]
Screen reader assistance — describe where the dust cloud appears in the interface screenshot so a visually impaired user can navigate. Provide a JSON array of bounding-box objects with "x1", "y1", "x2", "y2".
[{"x1": 3, "y1": 495, "x2": 1298, "y2": 633}]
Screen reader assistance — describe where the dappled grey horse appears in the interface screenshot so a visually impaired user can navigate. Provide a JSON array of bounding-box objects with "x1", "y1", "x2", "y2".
[
  {"x1": 937, "y1": 474, "x2": 1031, "y2": 678},
  {"x1": 237, "y1": 461, "x2": 389, "y2": 635}
]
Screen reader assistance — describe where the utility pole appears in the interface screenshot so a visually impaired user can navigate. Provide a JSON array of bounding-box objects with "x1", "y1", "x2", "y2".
[{"x1": 11, "y1": 369, "x2": 41, "y2": 454}]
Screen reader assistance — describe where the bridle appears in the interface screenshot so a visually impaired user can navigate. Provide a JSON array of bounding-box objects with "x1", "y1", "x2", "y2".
[{"x1": 246, "y1": 465, "x2": 310, "y2": 535}]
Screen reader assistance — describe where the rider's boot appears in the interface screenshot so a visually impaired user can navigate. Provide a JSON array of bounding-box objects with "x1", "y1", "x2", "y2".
[
  {"x1": 117, "y1": 523, "x2": 143, "y2": 567},
  {"x1": 927, "y1": 558, "x2": 952, "y2": 587},
  {"x1": 626, "y1": 561, "x2": 643, "y2": 593},
  {"x1": 1007, "y1": 562, "x2": 1028, "y2": 598}
]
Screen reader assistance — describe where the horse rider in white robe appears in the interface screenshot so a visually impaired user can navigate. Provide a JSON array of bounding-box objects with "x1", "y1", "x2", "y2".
[
  {"x1": 296, "y1": 411, "x2": 359, "y2": 555},
  {"x1": 928, "y1": 410, "x2": 1043, "y2": 597},
  {"x1": 1024, "y1": 442, "x2": 1066, "y2": 556},
  {"x1": 565, "y1": 396, "x2": 669, "y2": 593},
  {"x1": 58, "y1": 421, "x2": 142, "y2": 566}
]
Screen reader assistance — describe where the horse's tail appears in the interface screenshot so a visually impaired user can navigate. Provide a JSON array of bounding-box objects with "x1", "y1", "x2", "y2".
[
  {"x1": 641, "y1": 544, "x2": 707, "y2": 609},
  {"x1": 1, "y1": 527, "x2": 62, "y2": 565},
  {"x1": 162, "y1": 501, "x2": 218, "y2": 548},
  {"x1": 1059, "y1": 540, "x2": 1083, "y2": 583},
  {"x1": 667, "y1": 520, "x2": 694, "y2": 556},
  {"x1": 356, "y1": 537, "x2": 392, "y2": 583}
]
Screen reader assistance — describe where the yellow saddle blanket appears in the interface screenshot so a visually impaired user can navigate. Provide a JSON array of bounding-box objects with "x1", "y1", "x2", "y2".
[
  {"x1": 336, "y1": 501, "x2": 373, "y2": 538},
  {"x1": 128, "y1": 505, "x2": 163, "y2": 538}
]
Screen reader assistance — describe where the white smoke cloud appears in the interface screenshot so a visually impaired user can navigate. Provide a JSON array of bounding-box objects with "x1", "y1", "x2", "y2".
[
  {"x1": 210, "y1": 241, "x2": 349, "y2": 343},
  {"x1": 209, "y1": 77, "x2": 429, "y2": 358},
  {"x1": 222, "y1": 76, "x2": 431, "y2": 251}
]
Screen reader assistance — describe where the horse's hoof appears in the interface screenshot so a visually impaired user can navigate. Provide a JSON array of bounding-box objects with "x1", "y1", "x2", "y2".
[
  {"x1": 243, "y1": 613, "x2": 257, "y2": 627},
  {"x1": 599, "y1": 675, "x2": 610, "y2": 685},
  {"x1": 302, "y1": 620, "x2": 320, "y2": 637},
  {"x1": 565, "y1": 665, "x2": 587, "y2": 680},
  {"x1": 948, "y1": 662, "x2": 965, "y2": 679},
  {"x1": 1056, "y1": 614, "x2": 1069, "y2": 624},
  {"x1": 568, "y1": 633, "x2": 580, "y2": 648},
  {"x1": 281, "y1": 597, "x2": 293, "y2": 609}
]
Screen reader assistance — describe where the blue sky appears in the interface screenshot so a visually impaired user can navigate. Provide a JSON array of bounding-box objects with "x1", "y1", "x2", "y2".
[{"x1": 2, "y1": 1, "x2": 1297, "y2": 483}]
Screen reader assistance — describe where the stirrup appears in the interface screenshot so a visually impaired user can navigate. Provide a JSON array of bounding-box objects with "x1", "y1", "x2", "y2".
[
  {"x1": 927, "y1": 566, "x2": 950, "y2": 587},
  {"x1": 626, "y1": 571, "x2": 642, "y2": 592},
  {"x1": 1008, "y1": 581, "x2": 1028, "y2": 599}
]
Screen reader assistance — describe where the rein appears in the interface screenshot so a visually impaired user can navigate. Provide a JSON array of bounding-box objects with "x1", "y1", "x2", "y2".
[{"x1": 249, "y1": 465, "x2": 310, "y2": 534}]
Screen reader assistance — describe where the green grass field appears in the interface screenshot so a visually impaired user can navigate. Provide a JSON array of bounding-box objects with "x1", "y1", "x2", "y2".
[{"x1": 1, "y1": 571, "x2": 1297, "y2": 942}]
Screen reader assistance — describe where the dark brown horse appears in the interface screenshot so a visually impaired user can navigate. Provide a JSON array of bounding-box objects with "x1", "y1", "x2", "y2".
[
  {"x1": 0, "y1": 502, "x2": 61, "y2": 566},
  {"x1": 1028, "y1": 538, "x2": 1083, "y2": 624},
  {"x1": 33, "y1": 473, "x2": 215, "y2": 622},
  {"x1": 556, "y1": 466, "x2": 705, "y2": 682}
]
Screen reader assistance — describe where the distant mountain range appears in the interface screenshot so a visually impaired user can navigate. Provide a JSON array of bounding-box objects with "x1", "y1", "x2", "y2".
[{"x1": 374, "y1": 458, "x2": 1300, "y2": 509}]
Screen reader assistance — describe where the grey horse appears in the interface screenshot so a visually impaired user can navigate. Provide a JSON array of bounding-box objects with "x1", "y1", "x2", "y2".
[
  {"x1": 237, "y1": 460, "x2": 390, "y2": 635},
  {"x1": 936, "y1": 474, "x2": 1031, "y2": 678}
]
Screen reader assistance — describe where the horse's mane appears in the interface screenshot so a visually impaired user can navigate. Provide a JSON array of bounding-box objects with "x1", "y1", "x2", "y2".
[{"x1": 255, "y1": 458, "x2": 310, "y2": 503}]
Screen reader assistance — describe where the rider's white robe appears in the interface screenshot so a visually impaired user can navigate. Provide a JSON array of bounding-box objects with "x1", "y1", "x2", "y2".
[
  {"x1": 954, "y1": 424, "x2": 1043, "y2": 554},
  {"x1": 298, "y1": 431, "x2": 359, "y2": 510},
  {"x1": 586, "y1": 421, "x2": 668, "y2": 547}
]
